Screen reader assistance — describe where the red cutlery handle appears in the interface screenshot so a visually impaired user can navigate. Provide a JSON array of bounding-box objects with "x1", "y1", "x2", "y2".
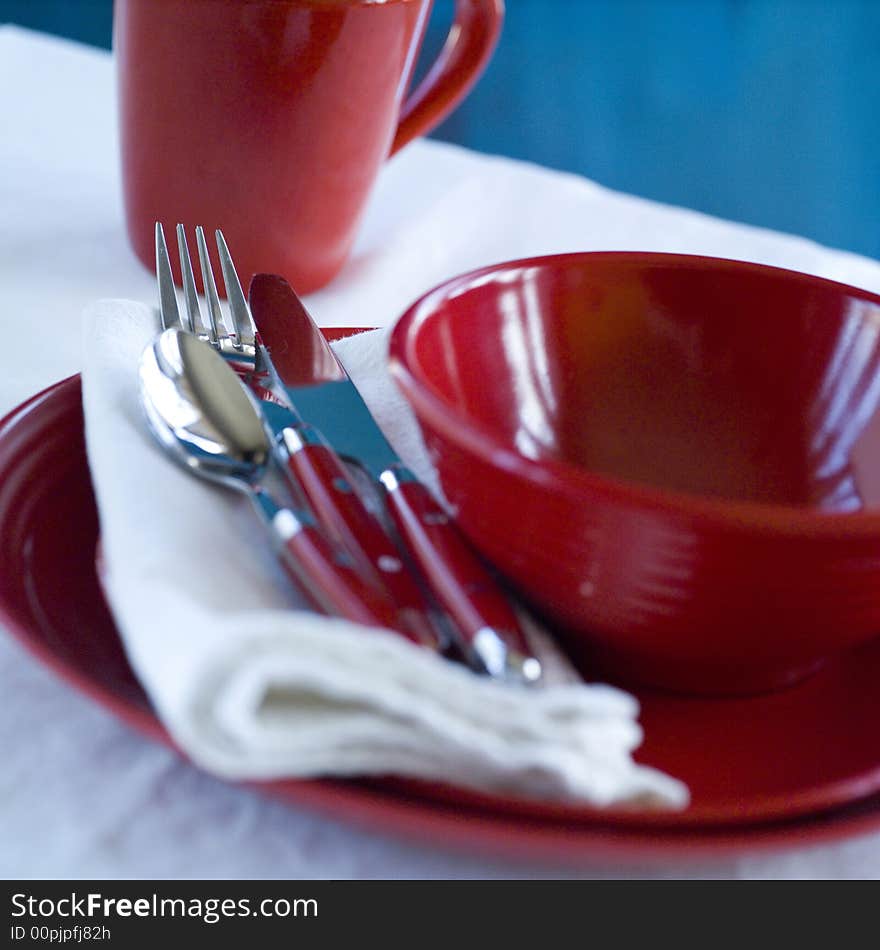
[
  {"x1": 280, "y1": 426, "x2": 446, "y2": 650},
  {"x1": 271, "y1": 508, "x2": 399, "y2": 630},
  {"x1": 379, "y1": 466, "x2": 542, "y2": 683}
]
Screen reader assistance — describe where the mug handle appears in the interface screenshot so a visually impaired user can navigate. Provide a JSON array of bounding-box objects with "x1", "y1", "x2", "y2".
[{"x1": 390, "y1": 0, "x2": 504, "y2": 156}]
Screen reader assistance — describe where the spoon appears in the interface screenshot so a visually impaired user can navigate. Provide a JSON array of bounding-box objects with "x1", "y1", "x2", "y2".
[{"x1": 139, "y1": 327, "x2": 399, "y2": 629}]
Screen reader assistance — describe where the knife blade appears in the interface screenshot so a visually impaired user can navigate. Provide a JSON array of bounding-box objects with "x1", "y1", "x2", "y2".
[{"x1": 248, "y1": 273, "x2": 543, "y2": 685}]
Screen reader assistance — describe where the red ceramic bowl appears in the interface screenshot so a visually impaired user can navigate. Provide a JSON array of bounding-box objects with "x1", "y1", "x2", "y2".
[{"x1": 389, "y1": 252, "x2": 880, "y2": 696}]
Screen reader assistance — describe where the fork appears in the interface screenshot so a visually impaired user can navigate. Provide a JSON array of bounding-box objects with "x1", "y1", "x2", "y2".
[
  {"x1": 155, "y1": 223, "x2": 447, "y2": 651},
  {"x1": 155, "y1": 222, "x2": 255, "y2": 358}
]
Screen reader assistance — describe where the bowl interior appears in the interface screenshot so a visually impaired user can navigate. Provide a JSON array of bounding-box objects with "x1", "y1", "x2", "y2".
[{"x1": 403, "y1": 254, "x2": 880, "y2": 512}]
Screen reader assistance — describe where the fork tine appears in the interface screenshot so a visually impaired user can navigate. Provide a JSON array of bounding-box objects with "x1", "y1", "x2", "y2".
[
  {"x1": 216, "y1": 229, "x2": 257, "y2": 351},
  {"x1": 176, "y1": 224, "x2": 212, "y2": 342},
  {"x1": 155, "y1": 222, "x2": 184, "y2": 332},
  {"x1": 196, "y1": 226, "x2": 235, "y2": 348}
]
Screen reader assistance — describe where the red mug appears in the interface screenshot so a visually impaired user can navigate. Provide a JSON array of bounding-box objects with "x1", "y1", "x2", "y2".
[{"x1": 115, "y1": 0, "x2": 503, "y2": 293}]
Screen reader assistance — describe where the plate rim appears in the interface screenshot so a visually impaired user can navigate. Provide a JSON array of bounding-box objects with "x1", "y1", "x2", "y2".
[{"x1": 3, "y1": 372, "x2": 880, "y2": 864}]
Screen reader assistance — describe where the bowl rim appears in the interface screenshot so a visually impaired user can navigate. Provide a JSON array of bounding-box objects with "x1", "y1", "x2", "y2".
[{"x1": 389, "y1": 250, "x2": 880, "y2": 540}]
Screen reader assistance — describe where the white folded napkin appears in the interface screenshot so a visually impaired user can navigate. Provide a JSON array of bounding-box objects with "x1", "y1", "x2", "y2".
[{"x1": 81, "y1": 298, "x2": 689, "y2": 809}]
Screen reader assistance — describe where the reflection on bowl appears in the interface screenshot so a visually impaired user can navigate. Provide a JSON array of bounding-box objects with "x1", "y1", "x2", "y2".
[{"x1": 390, "y1": 252, "x2": 880, "y2": 695}]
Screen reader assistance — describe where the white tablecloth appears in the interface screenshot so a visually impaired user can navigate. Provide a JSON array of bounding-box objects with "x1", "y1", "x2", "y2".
[{"x1": 2, "y1": 24, "x2": 879, "y2": 879}]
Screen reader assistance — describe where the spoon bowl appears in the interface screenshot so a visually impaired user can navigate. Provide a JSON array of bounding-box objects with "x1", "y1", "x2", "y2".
[{"x1": 139, "y1": 327, "x2": 270, "y2": 490}]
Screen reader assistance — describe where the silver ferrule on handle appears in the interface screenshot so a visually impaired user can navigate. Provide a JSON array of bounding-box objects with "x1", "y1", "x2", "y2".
[
  {"x1": 251, "y1": 488, "x2": 313, "y2": 544},
  {"x1": 379, "y1": 464, "x2": 420, "y2": 492},
  {"x1": 472, "y1": 627, "x2": 543, "y2": 685},
  {"x1": 271, "y1": 507, "x2": 309, "y2": 543},
  {"x1": 280, "y1": 423, "x2": 327, "y2": 454}
]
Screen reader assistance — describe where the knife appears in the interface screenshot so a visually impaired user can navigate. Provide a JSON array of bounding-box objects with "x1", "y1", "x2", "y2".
[
  {"x1": 248, "y1": 273, "x2": 543, "y2": 685},
  {"x1": 218, "y1": 233, "x2": 448, "y2": 652}
]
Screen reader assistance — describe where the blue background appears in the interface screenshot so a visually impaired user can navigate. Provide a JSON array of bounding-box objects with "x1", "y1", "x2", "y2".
[{"x1": 3, "y1": 0, "x2": 878, "y2": 259}]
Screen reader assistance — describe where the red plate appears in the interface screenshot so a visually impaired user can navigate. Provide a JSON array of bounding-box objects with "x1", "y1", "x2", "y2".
[{"x1": 3, "y1": 371, "x2": 880, "y2": 864}]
